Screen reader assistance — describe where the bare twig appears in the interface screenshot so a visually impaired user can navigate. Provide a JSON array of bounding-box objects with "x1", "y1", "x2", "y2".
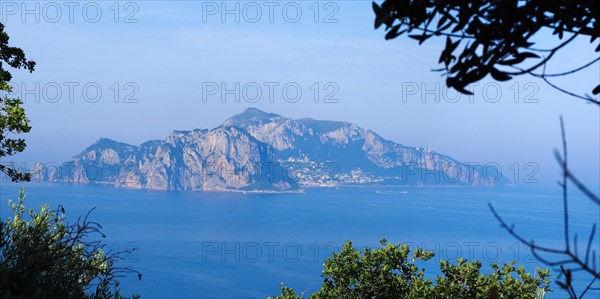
[{"x1": 488, "y1": 117, "x2": 600, "y2": 298}]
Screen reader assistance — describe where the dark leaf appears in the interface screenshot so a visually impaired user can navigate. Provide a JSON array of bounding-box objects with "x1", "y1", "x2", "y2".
[
  {"x1": 449, "y1": 40, "x2": 460, "y2": 53},
  {"x1": 517, "y1": 52, "x2": 540, "y2": 59},
  {"x1": 408, "y1": 34, "x2": 432, "y2": 45},
  {"x1": 463, "y1": 69, "x2": 486, "y2": 85},
  {"x1": 385, "y1": 25, "x2": 405, "y2": 40},
  {"x1": 444, "y1": 36, "x2": 452, "y2": 50},
  {"x1": 437, "y1": 22, "x2": 453, "y2": 32},
  {"x1": 373, "y1": 3, "x2": 386, "y2": 29},
  {"x1": 448, "y1": 78, "x2": 473, "y2": 95},
  {"x1": 490, "y1": 68, "x2": 512, "y2": 81},
  {"x1": 498, "y1": 56, "x2": 526, "y2": 66},
  {"x1": 372, "y1": 2, "x2": 380, "y2": 15},
  {"x1": 454, "y1": 85, "x2": 473, "y2": 95},
  {"x1": 438, "y1": 14, "x2": 449, "y2": 29}
]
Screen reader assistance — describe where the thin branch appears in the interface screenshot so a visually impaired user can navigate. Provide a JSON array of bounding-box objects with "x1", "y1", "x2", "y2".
[
  {"x1": 488, "y1": 117, "x2": 600, "y2": 298},
  {"x1": 560, "y1": 116, "x2": 570, "y2": 252},
  {"x1": 409, "y1": 26, "x2": 476, "y2": 40},
  {"x1": 504, "y1": 32, "x2": 580, "y2": 76},
  {"x1": 578, "y1": 276, "x2": 599, "y2": 299},
  {"x1": 506, "y1": 59, "x2": 600, "y2": 105},
  {"x1": 489, "y1": 204, "x2": 569, "y2": 255},
  {"x1": 538, "y1": 57, "x2": 600, "y2": 77},
  {"x1": 555, "y1": 152, "x2": 600, "y2": 205},
  {"x1": 542, "y1": 77, "x2": 600, "y2": 104},
  {"x1": 574, "y1": 234, "x2": 578, "y2": 259},
  {"x1": 529, "y1": 47, "x2": 556, "y2": 53},
  {"x1": 586, "y1": 225, "x2": 597, "y2": 265}
]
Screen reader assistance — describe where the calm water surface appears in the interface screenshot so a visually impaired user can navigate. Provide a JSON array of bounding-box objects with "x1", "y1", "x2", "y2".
[{"x1": 1, "y1": 184, "x2": 598, "y2": 298}]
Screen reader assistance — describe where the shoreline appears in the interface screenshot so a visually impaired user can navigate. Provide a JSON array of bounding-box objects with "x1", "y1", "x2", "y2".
[{"x1": 2, "y1": 181, "x2": 505, "y2": 194}]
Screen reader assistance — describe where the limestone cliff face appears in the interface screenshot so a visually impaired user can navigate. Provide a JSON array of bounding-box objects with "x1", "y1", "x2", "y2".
[
  {"x1": 43, "y1": 127, "x2": 296, "y2": 191},
  {"x1": 38, "y1": 108, "x2": 504, "y2": 190},
  {"x1": 223, "y1": 110, "x2": 308, "y2": 151},
  {"x1": 224, "y1": 108, "x2": 503, "y2": 186}
]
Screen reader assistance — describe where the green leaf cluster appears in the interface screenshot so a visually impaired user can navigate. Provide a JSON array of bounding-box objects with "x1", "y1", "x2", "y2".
[
  {"x1": 0, "y1": 189, "x2": 139, "y2": 299},
  {"x1": 0, "y1": 22, "x2": 36, "y2": 182},
  {"x1": 270, "y1": 239, "x2": 550, "y2": 299},
  {"x1": 373, "y1": 1, "x2": 600, "y2": 97}
]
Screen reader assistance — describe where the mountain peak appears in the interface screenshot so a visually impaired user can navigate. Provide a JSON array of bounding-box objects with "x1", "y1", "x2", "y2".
[
  {"x1": 94, "y1": 138, "x2": 133, "y2": 147},
  {"x1": 74, "y1": 138, "x2": 136, "y2": 159},
  {"x1": 234, "y1": 108, "x2": 280, "y2": 120},
  {"x1": 224, "y1": 108, "x2": 282, "y2": 127}
]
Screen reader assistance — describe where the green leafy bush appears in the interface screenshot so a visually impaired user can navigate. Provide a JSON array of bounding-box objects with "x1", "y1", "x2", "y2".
[
  {"x1": 270, "y1": 239, "x2": 550, "y2": 299},
  {"x1": 0, "y1": 188, "x2": 139, "y2": 299}
]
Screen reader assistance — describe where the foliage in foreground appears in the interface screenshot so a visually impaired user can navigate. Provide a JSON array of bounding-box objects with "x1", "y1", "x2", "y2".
[
  {"x1": 0, "y1": 189, "x2": 139, "y2": 299},
  {"x1": 372, "y1": 0, "x2": 600, "y2": 104},
  {"x1": 270, "y1": 239, "x2": 550, "y2": 299},
  {"x1": 0, "y1": 22, "x2": 36, "y2": 182}
]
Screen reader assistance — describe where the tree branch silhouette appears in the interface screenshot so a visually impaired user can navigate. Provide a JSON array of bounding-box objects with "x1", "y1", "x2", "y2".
[
  {"x1": 489, "y1": 117, "x2": 599, "y2": 298},
  {"x1": 373, "y1": 1, "x2": 600, "y2": 104}
]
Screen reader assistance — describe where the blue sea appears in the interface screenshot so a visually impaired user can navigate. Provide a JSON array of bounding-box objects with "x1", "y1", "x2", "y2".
[{"x1": 1, "y1": 183, "x2": 598, "y2": 298}]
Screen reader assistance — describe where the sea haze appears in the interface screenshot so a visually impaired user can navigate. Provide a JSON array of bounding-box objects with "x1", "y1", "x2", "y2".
[{"x1": 1, "y1": 183, "x2": 597, "y2": 298}]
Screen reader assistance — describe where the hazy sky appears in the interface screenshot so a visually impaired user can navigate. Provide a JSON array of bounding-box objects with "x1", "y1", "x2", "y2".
[{"x1": 2, "y1": 1, "x2": 599, "y2": 188}]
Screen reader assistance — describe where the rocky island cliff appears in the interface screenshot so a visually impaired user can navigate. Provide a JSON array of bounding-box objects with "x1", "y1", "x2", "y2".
[{"x1": 32, "y1": 108, "x2": 505, "y2": 191}]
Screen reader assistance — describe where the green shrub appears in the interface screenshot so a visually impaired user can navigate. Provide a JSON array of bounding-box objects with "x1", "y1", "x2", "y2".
[
  {"x1": 270, "y1": 239, "x2": 550, "y2": 299},
  {"x1": 0, "y1": 188, "x2": 139, "y2": 299}
]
